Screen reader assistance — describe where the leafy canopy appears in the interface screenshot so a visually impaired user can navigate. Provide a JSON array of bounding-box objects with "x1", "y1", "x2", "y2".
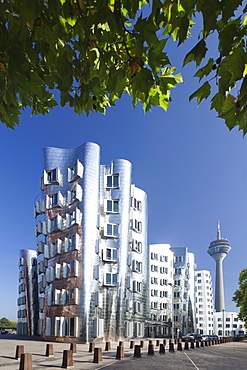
[
  {"x1": 0, "y1": 0, "x2": 247, "y2": 133},
  {"x1": 0, "y1": 317, "x2": 16, "y2": 329},
  {"x1": 233, "y1": 268, "x2": 247, "y2": 328}
]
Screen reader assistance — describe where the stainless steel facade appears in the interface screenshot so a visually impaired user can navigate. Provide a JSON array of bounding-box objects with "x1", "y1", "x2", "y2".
[
  {"x1": 17, "y1": 249, "x2": 38, "y2": 336},
  {"x1": 34, "y1": 142, "x2": 148, "y2": 343}
]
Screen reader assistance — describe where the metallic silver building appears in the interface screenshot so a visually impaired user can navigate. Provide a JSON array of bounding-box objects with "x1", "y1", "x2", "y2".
[
  {"x1": 17, "y1": 249, "x2": 38, "y2": 336},
  {"x1": 34, "y1": 142, "x2": 148, "y2": 343},
  {"x1": 207, "y1": 221, "x2": 231, "y2": 312}
]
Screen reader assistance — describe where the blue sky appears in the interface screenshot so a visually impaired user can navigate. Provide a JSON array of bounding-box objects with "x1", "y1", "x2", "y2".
[{"x1": 1, "y1": 38, "x2": 247, "y2": 321}]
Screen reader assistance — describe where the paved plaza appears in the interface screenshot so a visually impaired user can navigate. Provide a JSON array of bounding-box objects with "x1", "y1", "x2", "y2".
[{"x1": 0, "y1": 335, "x2": 246, "y2": 370}]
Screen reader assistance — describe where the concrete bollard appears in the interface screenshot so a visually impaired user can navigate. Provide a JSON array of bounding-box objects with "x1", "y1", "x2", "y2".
[
  {"x1": 70, "y1": 343, "x2": 76, "y2": 354},
  {"x1": 184, "y1": 342, "x2": 189, "y2": 350},
  {"x1": 205, "y1": 340, "x2": 208, "y2": 347},
  {"x1": 159, "y1": 343, "x2": 165, "y2": 354},
  {"x1": 93, "y1": 348, "x2": 103, "y2": 363},
  {"x1": 200, "y1": 340, "x2": 204, "y2": 347},
  {"x1": 169, "y1": 342, "x2": 174, "y2": 352},
  {"x1": 19, "y1": 353, "x2": 32, "y2": 370},
  {"x1": 196, "y1": 341, "x2": 200, "y2": 348},
  {"x1": 15, "y1": 345, "x2": 25, "y2": 360},
  {"x1": 140, "y1": 340, "x2": 144, "y2": 348},
  {"x1": 148, "y1": 344, "x2": 154, "y2": 355},
  {"x1": 89, "y1": 342, "x2": 95, "y2": 352},
  {"x1": 156, "y1": 339, "x2": 160, "y2": 347},
  {"x1": 190, "y1": 341, "x2": 195, "y2": 349},
  {"x1": 130, "y1": 341, "x2": 135, "y2": 349},
  {"x1": 134, "y1": 345, "x2": 142, "y2": 357},
  {"x1": 45, "y1": 344, "x2": 54, "y2": 357},
  {"x1": 119, "y1": 341, "x2": 124, "y2": 348},
  {"x1": 163, "y1": 339, "x2": 166, "y2": 346},
  {"x1": 61, "y1": 350, "x2": 73, "y2": 369},
  {"x1": 105, "y1": 342, "x2": 111, "y2": 351},
  {"x1": 177, "y1": 342, "x2": 182, "y2": 351},
  {"x1": 149, "y1": 340, "x2": 153, "y2": 345}
]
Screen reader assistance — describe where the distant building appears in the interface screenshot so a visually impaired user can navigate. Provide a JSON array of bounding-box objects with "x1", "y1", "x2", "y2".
[
  {"x1": 214, "y1": 311, "x2": 245, "y2": 337},
  {"x1": 33, "y1": 142, "x2": 148, "y2": 343},
  {"x1": 17, "y1": 249, "x2": 38, "y2": 336},
  {"x1": 194, "y1": 270, "x2": 214, "y2": 335},
  {"x1": 170, "y1": 247, "x2": 196, "y2": 337},
  {"x1": 148, "y1": 244, "x2": 174, "y2": 337}
]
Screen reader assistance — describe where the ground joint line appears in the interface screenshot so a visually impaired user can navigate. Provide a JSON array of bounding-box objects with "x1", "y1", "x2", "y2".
[{"x1": 183, "y1": 350, "x2": 200, "y2": 370}]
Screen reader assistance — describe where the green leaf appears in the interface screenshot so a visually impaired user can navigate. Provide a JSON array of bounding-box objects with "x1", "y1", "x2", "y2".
[
  {"x1": 189, "y1": 82, "x2": 211, "y2": 104},
  {"x1": 194, "y1": 58, "x2": 214, "y2": 81},
  {"x1": 183, "y1": 39, "x2": 208, "y2": 67}
]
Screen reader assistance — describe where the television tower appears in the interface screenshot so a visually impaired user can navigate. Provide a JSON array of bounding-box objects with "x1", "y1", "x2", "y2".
[{"x1": 207, "y1": 221, "x2": 231, "y2": 312}]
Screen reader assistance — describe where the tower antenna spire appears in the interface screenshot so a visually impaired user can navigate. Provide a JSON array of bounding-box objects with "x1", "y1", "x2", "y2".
[{"x1": 217, "y1": 220, "x2": 221, "y2": 240}]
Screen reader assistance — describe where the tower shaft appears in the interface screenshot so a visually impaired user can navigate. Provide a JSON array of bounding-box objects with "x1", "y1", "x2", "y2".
[{"x1": 215, "y1": 258, "x2": 225, "y2": 312}]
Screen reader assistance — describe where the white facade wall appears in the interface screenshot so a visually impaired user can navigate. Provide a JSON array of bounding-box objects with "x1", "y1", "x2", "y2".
[
  {"x1": 148, "y1": 244, "x2": 174, "y2": 337},
  {"x1": 213, "y1": 311, "x2": 246, "y2": 337},
  {"x1": 195, "y1": 270, "x2": 214, "y2": 335}
]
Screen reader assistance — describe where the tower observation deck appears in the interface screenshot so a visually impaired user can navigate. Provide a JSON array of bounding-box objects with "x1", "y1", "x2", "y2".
[{"x1": 207, "y1": 221, "x2": 231, "y2": 312}]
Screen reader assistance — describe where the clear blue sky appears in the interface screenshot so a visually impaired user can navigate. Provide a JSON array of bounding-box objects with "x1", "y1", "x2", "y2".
[{"x1": 1, "y1": 37, "x2": 246, "y2": 321}]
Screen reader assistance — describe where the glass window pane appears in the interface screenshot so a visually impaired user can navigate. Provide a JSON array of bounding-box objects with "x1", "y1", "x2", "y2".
[
  {"x1": 106, "y1": 273, "x2": 111, "y2": 284},
  {"x1": 113, "y1": 175, "x2": 119, "y2": 187},
  {"x1": 107, "y1": 200, "x2": 112, "y2": 212},
  {"x1": 113, "y1": 225, "x2": 119, "y2": 237},
  {"x1": 107, "y1": 176, "x2": 112, "y2": 188},
  {"x1": 113, "y1": 200, "x2": 119, "y2": 212},
  {"x1": 112, "y1": 274, "x2": 117, "y2": 284},
  {"x1": 107, "y1": 224, "x2": 112, "y2": 235}
]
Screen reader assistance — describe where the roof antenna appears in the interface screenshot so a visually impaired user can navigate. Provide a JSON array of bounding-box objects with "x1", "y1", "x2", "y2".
[{"x1": 217, "y1": 220, "x2": 221, "y2": 240}]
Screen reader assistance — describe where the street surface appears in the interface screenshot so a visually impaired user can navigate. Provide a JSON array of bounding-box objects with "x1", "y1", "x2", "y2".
[{"x1": 0, "y1": 335, "x2": 246, "y2": 369}]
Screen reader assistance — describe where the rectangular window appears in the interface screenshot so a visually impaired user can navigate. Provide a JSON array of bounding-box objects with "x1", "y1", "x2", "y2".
[
  {"x1": 64, "y1": 317, "x2": 75, "y2": 337},
  {"x1": 63, "y1": 261, "x2": 78, "y2": 278},
  {"x1": 65, "y1": 234, "x2": 79, "y2": 252},
  {"x1": 44, "y1": 168, "x2": 61, "y2": 185},
  {"x1": 133, "y1": 280, "x2": 142, "y2": 293},
  {"x1": 133, "y1": 219, "x2": 142, "y2": 233},
  {"x1": 174, "y1": 303, "x2": 180, "y2": 310},
  {"x1": 48, "y1": 215, "x2": 63, "y2": 233},
  {"x1": 160, "y1": 267, "x2": 168, "y2": 274},
  {"x1": 68, "y1": 183, "x2": 83, "y2": 204},
  {"x1": 105, "y1": 223, "x2": 119, "y2": 238},
  {"x1": 133, "y1": 301, "x2": 142, "y2": 313},
  {"x1": 132, "y1": 240, "x2": 142, "y2": 253},
  {"x1": 47, "y1": 192, "x2": 64, "y2": 209},
  {"x1": 104, "y1": 273, "x2": 118, "y2": 286},
  {"x1": 106, "y1": 199, "x2": 119, "y2": 213},
  {"x1": 106, "y1": 174, "x2": 119, "y2": 188},
  {"x1": 174, "y1": 268, "x2": 181, "y2": 275},
  {"x1": 174, "y1": 256, "x2": 183, "y2": 263},
  {"x1": 103, "y1": 248, "x2": 118, "y2": 262},
  {"x1": 66, "y1": 208, "x2": 80, "y2": 228},
  {"x1": 68, "y1": 160, "x2": 84, "y2": 182},
  {"x1": 132, "y1": 260, "x2": 142, "y2": 273},
  {"x1": 132, "y1": 198, "x2": 142, "y2": 211}
]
